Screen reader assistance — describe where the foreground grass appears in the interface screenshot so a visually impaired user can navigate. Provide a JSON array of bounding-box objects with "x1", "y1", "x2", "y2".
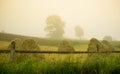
[
  {"x1": 0, "y1": 40, "x2": 120, "y2": 74},
  {"x1": 0, "y1": 54, "x2": 120, "y2": 74}
]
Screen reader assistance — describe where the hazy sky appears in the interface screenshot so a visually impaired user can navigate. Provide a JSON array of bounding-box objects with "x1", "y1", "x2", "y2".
[{"x1": 0, "y1": 0, "x2": 120, "y2": 40}]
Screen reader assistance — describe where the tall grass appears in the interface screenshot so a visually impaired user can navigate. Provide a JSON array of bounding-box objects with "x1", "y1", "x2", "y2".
[{"x1": 0, "y1": 54, "x2": 120, "y2": 74}]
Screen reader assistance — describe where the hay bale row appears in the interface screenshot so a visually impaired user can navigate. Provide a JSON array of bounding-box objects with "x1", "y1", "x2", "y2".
[
  {"x1": 8, "y1": 38, "x2": 114, "y2": 53},
  {"x1": 8, "y1": 38, "x2": 115, "y2": 62},
  {"x1": 8, "y1": 38, "x2": 40, "y2": 50}
]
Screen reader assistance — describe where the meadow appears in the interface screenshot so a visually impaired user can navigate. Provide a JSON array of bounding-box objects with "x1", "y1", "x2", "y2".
[
  {"x1": 0, "y1": 40, "x2": 88, "y2": 63},
  {"x1": 0, "y1": 33, "x2": 120, "y2": 74},
  {"x1": 0, "y1": 41, "x2": 120, "y2": 74}
]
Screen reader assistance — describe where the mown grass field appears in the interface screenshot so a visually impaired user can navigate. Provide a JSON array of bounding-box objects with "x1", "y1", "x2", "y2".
[{"x1": 0, "y1": 38, "x2": 120, "y2": 74}]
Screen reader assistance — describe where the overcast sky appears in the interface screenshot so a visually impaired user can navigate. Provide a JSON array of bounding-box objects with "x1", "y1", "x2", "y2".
[{"x1": 0, "y1": 0, "x2": 120, "y2": 40}]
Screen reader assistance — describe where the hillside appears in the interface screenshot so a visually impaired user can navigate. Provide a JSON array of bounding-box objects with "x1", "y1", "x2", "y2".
[{"x1": 0, "y1": 33, "x2": 89, "y2": 46}]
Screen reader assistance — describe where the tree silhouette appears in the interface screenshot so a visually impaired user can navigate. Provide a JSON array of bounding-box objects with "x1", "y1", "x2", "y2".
[
  {"x1": 45, "y1": 15, "x2": 65, "y2": 39},
  {"x1": 75, "y1": 25, "x2": 84, "y2": 39}
]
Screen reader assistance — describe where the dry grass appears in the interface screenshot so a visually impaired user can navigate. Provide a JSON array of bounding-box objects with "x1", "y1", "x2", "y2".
[
  {"x1": 0, "y1": 41, "x2": 10, "y2": 50},
  {"x1": 39, "y1": 44, "x2": 88, "y2": 62}
]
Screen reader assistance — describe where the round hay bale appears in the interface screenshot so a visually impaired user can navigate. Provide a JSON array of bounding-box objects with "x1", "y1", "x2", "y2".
[
  {"x1": 19, "y1": 39, "x2": 44, "y2": 62},
  {"x1": 20, "y1": 39, "x2": 40, "y2": 50},
  {"x1": 87, "y1": 38, "x2": 113, "y2": 58},
  {"x1": 8, "y1": 38, "x2": 22, "y2": 50},
  {"x1": 101, "y1": 40, "x2": 115, "y2": 51},
  {"x1": 58, "y1": 40, "x2": 75, "y2": 52},
  {"x1": 87, "y1": 38, "x2": 106, "y2": 52}
]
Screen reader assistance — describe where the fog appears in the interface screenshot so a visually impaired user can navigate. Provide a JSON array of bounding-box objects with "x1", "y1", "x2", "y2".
[{"x1": 0, "y1": 0, "x2": 120, "y2": 40}]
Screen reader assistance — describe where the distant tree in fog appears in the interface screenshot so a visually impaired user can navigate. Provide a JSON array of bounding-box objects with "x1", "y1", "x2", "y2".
[
  {"x1": 75, "y1": 25, "x2": 84, "y2": 39},
  {"x1": 44, "y1": 15, "x2": 65, "y2": 39},
  {"x1": 103, "y1": 36, "x2": 112, "y2": 42}
]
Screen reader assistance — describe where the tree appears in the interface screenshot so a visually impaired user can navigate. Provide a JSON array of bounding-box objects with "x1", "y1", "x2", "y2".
[
  {"x1": 75, "y1": 25, "x2": 84, "y2": 39},
  {"x1": 44, "y1": 15, "x2": 65, "y2": 39},
  {"x1": 103, "y1": 36, "x2": 112, "y2": 42}
]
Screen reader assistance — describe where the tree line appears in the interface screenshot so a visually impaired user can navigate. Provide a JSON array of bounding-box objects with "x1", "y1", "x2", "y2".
[
  {"x1": 44, "y1": 15, "x2": 113, "y2": 41},
  {"x1": 44, "y1": 15, "x2": 84, "y2": 39}
]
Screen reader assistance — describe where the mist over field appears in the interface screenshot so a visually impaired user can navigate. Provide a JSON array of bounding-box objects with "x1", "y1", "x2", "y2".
[
  {"x1": 1, "y1": 1, "x2": 120, "y2": 74},
  {"x1": 0, "y1": 0, "x2": 120, "y2": 40}
]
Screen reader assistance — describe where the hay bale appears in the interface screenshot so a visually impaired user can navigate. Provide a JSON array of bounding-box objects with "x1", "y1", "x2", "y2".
[
  {"x1": 18, "y1": 39, "x2": 44, "y2": 62},
  {"x1": 8, "y1": 39, "x2": 45, "y2": 63},
  {"x1": 101, "y1": 40, "x2": 115, "y2": 51},
  {"x1": 8, "y1": 38, "x2": 22, "y2": 50},
  {"x1": 87, "y1": 38, "x2": 106, "y2": 52},
  {"x1": 58, "y1": 40, "x2": 75, "y2": 52},
  {"x1": 87, "y1": 38, "x2": 114, "y2": 58},
  {"x1": 20, "y1": 39, "x2": 40, "y2": 50}
]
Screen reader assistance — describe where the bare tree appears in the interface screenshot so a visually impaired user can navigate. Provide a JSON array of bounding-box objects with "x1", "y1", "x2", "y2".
[
  {"x1": 75, "y1": 25, "x2": 84, "y2": 39},
  {"x1": 44, "y1": 15, "x2": 65, "y2": 39}
]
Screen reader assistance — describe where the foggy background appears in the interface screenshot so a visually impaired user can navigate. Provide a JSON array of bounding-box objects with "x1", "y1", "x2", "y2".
[{"x1": 0, "y1": 0, "x2": 120, "y2": 40}]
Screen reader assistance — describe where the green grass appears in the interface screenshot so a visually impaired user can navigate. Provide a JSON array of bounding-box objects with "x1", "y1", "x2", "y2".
[
  {"x1": 0, "y1": 38, "x2": 120, "y2": 74},
  {"x1": 0, "y1": 54, "x2": 120, "y2": 74}
]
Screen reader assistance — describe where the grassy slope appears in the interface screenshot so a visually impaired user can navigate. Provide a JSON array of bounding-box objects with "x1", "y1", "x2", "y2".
[
  {"x1": 0, "y1": 32, "x2": 89, "y2": 46},
  {"x1": 0, "y1": 33, "x2": 120, "y2": 73}
]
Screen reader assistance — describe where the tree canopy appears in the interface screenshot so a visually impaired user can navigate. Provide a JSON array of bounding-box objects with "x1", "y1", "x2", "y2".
[
  {"x1": 75, "y1": 25, "x2": 84, "y2": 39},
  {"x1": 45, "y1": 15, "x2": 65, "y2": 39}
]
